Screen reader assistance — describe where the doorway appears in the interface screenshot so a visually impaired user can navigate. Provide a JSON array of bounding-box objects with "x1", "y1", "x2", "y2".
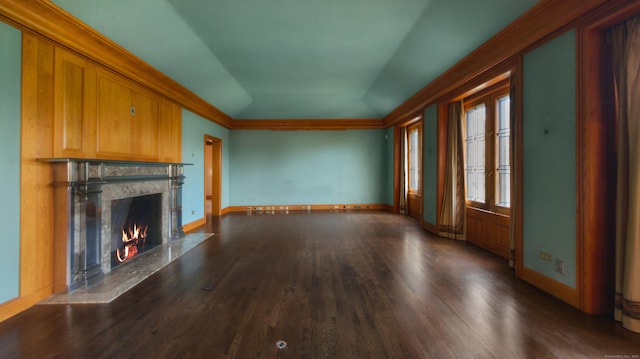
[{"x1": 204, "y1": 136, "x2": 222, "y2": 217}]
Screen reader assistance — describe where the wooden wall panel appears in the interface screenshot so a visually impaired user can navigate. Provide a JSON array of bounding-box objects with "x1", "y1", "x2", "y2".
[
  {"x1": 160, "y1": 100, "x2": 182, "y2": 162},
  {"x1": 129, "y1": 88, "x2": 160, "y2": 160},
  {"x1": 0, "y1": 0, "x2": 233, "y2": 128},
  {"x1": 53, "y1": 47, "x2": 96, "y2": 157},
  {"x1": 20, "y1": 32, "x2": 55, "y2": 304},
  {"x1": 96, "y1": 68, "x2": 131, "y2": 157},
  {"x1": 466, "y1": 207, "x2": 510, "y2": 259}
]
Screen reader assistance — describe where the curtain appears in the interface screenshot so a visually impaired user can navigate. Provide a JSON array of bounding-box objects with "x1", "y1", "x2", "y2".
[
  {"x1": 438, "y1": 101, "x2": 465, "y2": 240},
  {"x1": 399, "y1": 127, "x2": 408, "y2": 215},
  {"x1": 612, "y1": 15, "x2": 640, "y2": 333},
  {"x1": 508, "y1": 76, "x2": 518, "y2": 268}
]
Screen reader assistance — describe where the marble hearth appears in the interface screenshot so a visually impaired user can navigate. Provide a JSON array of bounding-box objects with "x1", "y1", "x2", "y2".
[{"x1": 41, "y1": 158, "x2": 191, "y2": 293}]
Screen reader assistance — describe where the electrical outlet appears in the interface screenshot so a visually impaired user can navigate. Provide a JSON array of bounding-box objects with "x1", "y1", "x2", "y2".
[
  {"x1": 555, "y1": 259, "x2": 565, "y2": 274},
  {"x1": 191, "y1": 210, "x2": 195, "y2": 215},
  {"x1": 540, "y1": 251, "x2": 552, "y2": 262}
]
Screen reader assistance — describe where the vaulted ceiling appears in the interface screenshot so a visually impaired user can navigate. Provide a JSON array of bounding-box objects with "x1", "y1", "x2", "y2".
[{"x1": 52, "y1": 0, "x2": 538, "y2": 120}]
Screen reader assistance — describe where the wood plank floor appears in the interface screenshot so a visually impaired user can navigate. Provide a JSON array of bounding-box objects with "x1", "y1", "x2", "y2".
[{"x1": 0, "y1": 211, "x2": 638, "y2": 358}]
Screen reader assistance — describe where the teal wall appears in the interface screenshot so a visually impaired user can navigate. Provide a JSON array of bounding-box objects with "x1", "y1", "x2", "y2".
[
  {"x1": 0, "y1": 22, "x2": 22, "y2": 304},
  {"x1": 229, "y1": 130, "x2": 387, "y2": 206},
  {"x1": 423, "y1": 104, "x2": 438, "y2": 225},
  {"x1": 522, "y1": 30, "x2": 576, "y2": 288},
  {"x1": 181, "y1": 109, "x2": 231, "y2": 225}
]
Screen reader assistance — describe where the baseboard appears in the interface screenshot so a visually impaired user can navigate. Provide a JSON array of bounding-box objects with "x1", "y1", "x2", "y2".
[
  {"x1": 522, "y1": 266, "x2": 579, "y2": 308},
  {"x1": 224, "y1": 203, "x2": 390, "y2": 214},
  {"x1": 421, "y1": 220, "x2": 438, "y2": 235},
  {"x1": 0, "y1": 286, "x2": 52, "y2": 323},
  {"x1": 182, "y1": 217, "x2": 206, "y2": 233}
]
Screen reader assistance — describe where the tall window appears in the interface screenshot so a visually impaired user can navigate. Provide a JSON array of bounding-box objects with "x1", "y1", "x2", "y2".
[
  {"x1": 464, "y1": 81, "x2": 510, "y2": 214},
  {"x1": 407, "y1": 122, "x2": 422, "y2": 195}
]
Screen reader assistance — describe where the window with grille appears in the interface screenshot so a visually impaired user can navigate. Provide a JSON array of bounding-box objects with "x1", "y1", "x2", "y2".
[
  {"x1": 407, "y1": 123, "x2": 422, "y2": 195},
  {"x1": 463, "y1": 81, "x2": 511, "y2": 214}
]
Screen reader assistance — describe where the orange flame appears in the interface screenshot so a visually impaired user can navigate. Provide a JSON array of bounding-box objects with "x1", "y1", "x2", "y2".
[{"x1": 116, "y1": 224, "x2": 148, "y2": 263}]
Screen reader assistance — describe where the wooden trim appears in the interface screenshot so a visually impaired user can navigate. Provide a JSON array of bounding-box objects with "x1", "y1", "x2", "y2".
[
  {"x1": 0, "y1": 286, "x2": 52, "y2": 323},
  {"x1": 421, "y1": 220, "x2": 438, "y2": 235},
  {"x1": 231, "y1": 118, "x2": 384, "y2": 130},
  {"x1": 383, "y1": 0, "x2": 612, "y2": 127},
  {"x1": 436, "y1": 103, "x2": 448, "y2": 231},
  {"x1": 183, "y1": 218, "x2": 206, "y2": 233},
  {"x1": 575, "y1": 0, "x2": 640, "y2": 315},
  {"x1": 522, "y1": 267, "x2": 579, "y2": 308},
  {"x1": 221, "y1": 207, "x2": 231, "y2": 216},
  {"x1": 204, "y1": 135, "x2": 222, "y2": 217},
  {"x1": 0, "y1": 0, "x2": 233, "y2": 128},
  {"x1": 393, "y1": 127, "x2": 401, "y2": 213},
  {"x1": 20, "y1": 32, "x2": 55, "y2": 306},
  {"x1": 512, "y1": 58, "x2": 524, "y2": 280},
  {"x1": 224, "y1": 204, "x2": 390, "y2": 213},
  {"x1": 381, "y1": 204, "x2": 394, "y2": 213}
]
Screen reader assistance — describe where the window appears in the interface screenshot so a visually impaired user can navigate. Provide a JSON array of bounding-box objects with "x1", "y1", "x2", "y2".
[
  {"x1": 464, "y1": 81, "x2": 510, "y2": 213},
  {"x1": 407, "y1": 122, "x2": 422, "y2": 195}
]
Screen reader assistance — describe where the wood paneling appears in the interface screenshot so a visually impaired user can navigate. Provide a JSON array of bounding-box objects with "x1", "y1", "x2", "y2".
[
  {"x1": 575, "y1": 0, "x2": 640, "y2": 315},
  {"x1": 53, "y1": 47, "x2": 96, "y2": 157},
  {"x1": 466, "y1": 207, "x2": 510, "y2": 258},
  {"x1": 160, "y1": 100, "x2": 182, "y2": 162},
  {"x1": 129, "y1": 88, "x2": 160, "y2": 159},
  {"x1": 96, "y1": 68, "x2": 161, "y2": 161},
  {"x1": 0, "y1": 0, "x2": 233, "y2": 128},
  {"x1": 96, "y1": 68, "x2": 131, "y2": 156},
  {"x1": 19, "y1": 32, "x2": 54, "y2": 304},
  {"x1": 4, "y1": 30, "x2": 184, "y2": 321}
]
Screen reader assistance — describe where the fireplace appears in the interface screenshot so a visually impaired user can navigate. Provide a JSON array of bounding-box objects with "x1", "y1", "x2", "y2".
[
  {"x1": 41, "y1": 158, "x2": 188, "y2": 292},
  {"x1": 110, "y1": 193, "x2": 162, "y2": 268}
]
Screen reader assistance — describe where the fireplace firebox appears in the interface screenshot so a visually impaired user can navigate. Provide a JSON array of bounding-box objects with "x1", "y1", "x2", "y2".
[
  {"x1": 40, "y1": 158, "x2": 189, "y2": 292},
  {"x1": 110, "y1": 193, "x2": 163, "y2": 268}
]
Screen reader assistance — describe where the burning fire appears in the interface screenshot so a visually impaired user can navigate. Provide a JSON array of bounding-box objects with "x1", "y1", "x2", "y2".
[{"x1": 116, "y1": 224, "x2": 148, "y2": 263}]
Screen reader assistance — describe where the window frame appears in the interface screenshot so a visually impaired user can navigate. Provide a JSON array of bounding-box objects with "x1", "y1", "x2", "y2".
[
  {"x1": 463, "y1": 80, "x2": 511, "y2": 215},
  {"x1": 407, "y1": 121, "x2": 423, "y2": 196}
]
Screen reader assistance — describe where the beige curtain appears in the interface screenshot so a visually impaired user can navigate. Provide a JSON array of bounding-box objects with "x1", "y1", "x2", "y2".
[
  {"x1": 399, "y1": 127, "x2": 408, "y2": 215},
  {"x1": 439, "y1": 101, "x2": 465, "y2": 240},
  {"x1": 613, "y1": 15, "x2": 640, "y2": 333},
  {"x1": 508, "y1": 77, "x2": 518, "y2": 268}
]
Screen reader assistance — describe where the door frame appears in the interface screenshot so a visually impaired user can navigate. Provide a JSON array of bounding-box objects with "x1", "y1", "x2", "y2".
[{"x1": 204, "y1": 135, "x2": 222, "y2": 216}]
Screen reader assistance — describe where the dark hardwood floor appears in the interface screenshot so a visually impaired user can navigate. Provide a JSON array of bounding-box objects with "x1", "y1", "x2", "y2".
[{"x1": 1, "y1": 211, "x2": 638, "y2": 358}]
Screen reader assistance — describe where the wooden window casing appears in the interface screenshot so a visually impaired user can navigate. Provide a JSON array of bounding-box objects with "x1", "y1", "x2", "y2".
[{"x1": 463, "y1": 80, "x2": 510, "y2": 216}]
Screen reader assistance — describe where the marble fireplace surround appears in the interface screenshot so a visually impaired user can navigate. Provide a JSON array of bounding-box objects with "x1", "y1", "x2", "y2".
[{"x1": 41, "y1": 158, "x2": 191, "y2": 295}]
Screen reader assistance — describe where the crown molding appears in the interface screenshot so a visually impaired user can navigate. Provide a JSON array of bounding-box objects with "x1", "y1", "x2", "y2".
[
  {"x1": 231, "y1": 118, "x2": 385, "y2": 130},
  {"x1": 0, "y1": 0, "x2": 234, "y2": 128},
  {"x1": 382, "y1": 0, "x2": 611, "y2": 127}
]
